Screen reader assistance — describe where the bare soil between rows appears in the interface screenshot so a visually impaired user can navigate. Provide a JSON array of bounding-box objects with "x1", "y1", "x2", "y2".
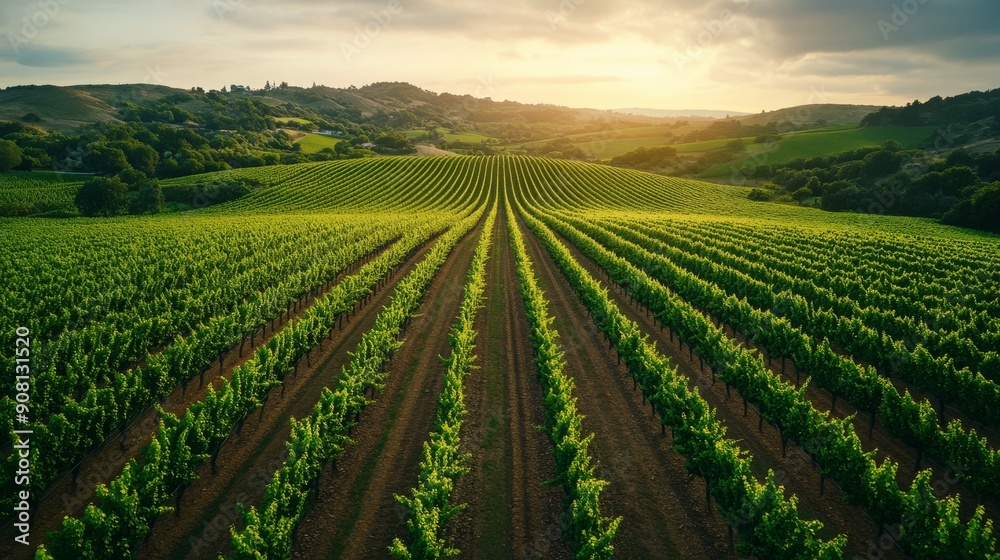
[
  {"x1": 518, "y1": 214, "x2": 735, "y2": 560},
  {"x1": 289, "y1": 216, "x2": 487, "y2": 559},
  {"x1": 135, "y1": 234, "x2": 442, "y2": 560},
  {"x1": 1, "y1": 240, "x2": 397, "y2": 560},
  {"x1": 532, "y1": 215, "x2": 907, "y2": 560},
  {"x1": 449, "y1": 208, "x2": 572, "y2": 559},
  {"x1": 613, "y1": 219, "x2": 1000, "y2": 533}
]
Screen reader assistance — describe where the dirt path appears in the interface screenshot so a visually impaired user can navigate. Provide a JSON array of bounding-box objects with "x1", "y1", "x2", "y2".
[
  {"x1": 531, "y1": 218, "x2": 905, "y2": 560},
  {"x1": 1, "y1": 241, "x2": 396, "y2": 559},
  {"x1": 128, "y1": 234, "x2": 439, "y2": 560},
  {"x1": 290, "y1": 218, "x2": 485, "y2": 560},
  {"x1": 450, "y1": 210, "x2": 573, "y2": 559},
  {"x1": 517, "y1": 216, "x2": 734, "y2": 560}
]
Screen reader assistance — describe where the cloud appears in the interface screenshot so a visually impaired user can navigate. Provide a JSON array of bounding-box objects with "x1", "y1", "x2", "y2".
[
  {"x1": 0, "y1": 45, "x2": 99, "y2": 68},
  {"x1": 512, "y1": 74, "x2": 626, "y2": 85},
  {"x1": 748, "y1": 0, "x2": 1000, "y2": 60},
  {"x1": 0, "y1": 0, "x2": 997, "y2": 111}
]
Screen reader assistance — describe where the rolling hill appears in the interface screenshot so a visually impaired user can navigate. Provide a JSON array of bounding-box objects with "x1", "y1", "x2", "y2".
[
  {"x1": 0, "y1": 84, "x2": 180, "y2": 133},
  {"x1": 0, "y1": 82, "x2": 671, "y2": 136},
  {"x1": 736, "y1": 103, "x2": 883, "y2": 128}
]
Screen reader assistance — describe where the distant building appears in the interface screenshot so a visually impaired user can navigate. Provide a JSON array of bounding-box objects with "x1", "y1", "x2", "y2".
[{"x1": 361, "y1": 142, "x2": 377, "y2": 149}]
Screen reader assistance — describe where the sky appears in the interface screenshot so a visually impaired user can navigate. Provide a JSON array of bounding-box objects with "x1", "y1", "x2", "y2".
[{"x1": 1, "y1": 0, "x2": 998, "y2": 113}]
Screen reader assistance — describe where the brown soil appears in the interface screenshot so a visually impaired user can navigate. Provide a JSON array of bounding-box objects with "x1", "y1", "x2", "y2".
[
  {"x1": 613, "y1": 221, "x2": 1000, "y2": 529},
  {"x1": 518, "y1": 215, "x2": 735, "y2": 560},
  {"x1": 828, "y1": 339, "x2": 1000, "y2": 454},
  {"x1": 727, "y1": 315, "x2": 1000, "y2": 531},
  {"x1": 289, "y1": 217, "x2": 487, "y2": 560},
  {"x1": 0, "y1": 242, "x2": 397, "y2": 560},
  {"x1": 449, "y1": 209, "x2": 573, "y2": 559},
  {"x1": 130, "y1": 234, "x2": 445, "y2": 560},
  {"x1": 531, "y1": 219, "x2": 907, "y2": 560}
]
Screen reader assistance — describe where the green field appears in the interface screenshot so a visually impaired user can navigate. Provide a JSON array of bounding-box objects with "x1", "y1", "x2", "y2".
[
  {"x1": 4, "y1": 156, "x2": 998, "y2": 560},
  {"x1": 0, "y1": 171, "x2": 84, "y2": 216},
  {"x1": 274, "y1": 116, "x2": 313, "y2": 125},
  {"x1": 520, "y1": 125, "x2": 677, "y2": 147},
  {"x1": 539, "y1": 135, "x2": 755, "y2": 160},
  {"x1": 294, "y1": 132, "x2": 343, "y2": 153},
  {"x1": 522, "y1": 121, "x2": 935, "y2": 165},
  {"x1": 747, "y1": 125, "x2": 936, "y2": 162},
  {"x1": 695, "y1": 125, "x2": 940, "y2": 177},
  {"x1": 403, "y1": 128, "x2": 493, "y2": 144}
]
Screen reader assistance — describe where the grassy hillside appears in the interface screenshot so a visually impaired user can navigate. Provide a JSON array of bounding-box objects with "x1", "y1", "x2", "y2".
[
  {"x1": 520, "y1": 107, "x2": 886, "y2": 161},
  {"x1": 736, "y1": 103, "x2": 882, "y2": 127},
  {"x1": 0, "y1": 82, "x2": 669, "y2": 138},
  {"x1": 583, "y1": 136, "x2": 760, "y2": 160},
  {"x1": 294, "y1": 133, "x2": 343, "y2": 153},
  {"x1": 0, "y1": 84, "x2": 183, "y2": 133},
  {"x1": 701, "y1": 125, "x2": 938, "y2": 177},
  {"x1": 274, "y1": 117, "x2": 313, "y2": 126},
  {"x1": 403, "y1": 129, "x2": 493, "y2": 144},
  {"x1": 518, "y1": 122, "x2": 714, "y2": 155},
  {"x1": 759, "y1": 125, "x2": 937, "y2": 160}
]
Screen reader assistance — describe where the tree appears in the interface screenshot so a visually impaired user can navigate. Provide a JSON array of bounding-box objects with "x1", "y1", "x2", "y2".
[
  {"x1": 862, "y1": 149, "x2": 902, "y2": 177},
  {"x1": 881, "y1": 139, "x2": 902, "y2": 153},
  {"x1": 752, "y1": 165, "x2": 773, "y2": 179},
  {"x1": 75, "y1": 176, "x2": 129, "y2": 216},
  {"x1": 0, "y1": 139, "x2": 24, "y2": 171},
  {"x1": 938, "y1": 166, "x2": 980, "y2": 197},
  {"x1": 822, "y1": 181, "x2": 867, "y2": 211},
  {"x1": 804, "y1": 176, "x2": 822, "y2": 196},
  {"x1": 793, "y1": 187, "x2": 814, "y2": 202},
  {"x1": 112, "y1": 140, "x2": 159, "y2": 176},
  {"x1": 967, "y1": 183, "x2": 1000, "y2": 232},
  {"x1": 86, "y1": 143, "x2": 130, "y2": 176},
  {"x1": 945, "y1": 148, "x2": 975, "y2": 168},
  {"x1": 129, "y1": 182, "x2": 163, "y2": 214},
  {"x1": 115, "y1": 168, "x2": 163, "y2": 214},
  {"x1": 18, "y1": 146, "x2": 50, "y2": 170},
  {"x1": 942, "y1": 183, "x2": 1000, "y2": 233}
]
